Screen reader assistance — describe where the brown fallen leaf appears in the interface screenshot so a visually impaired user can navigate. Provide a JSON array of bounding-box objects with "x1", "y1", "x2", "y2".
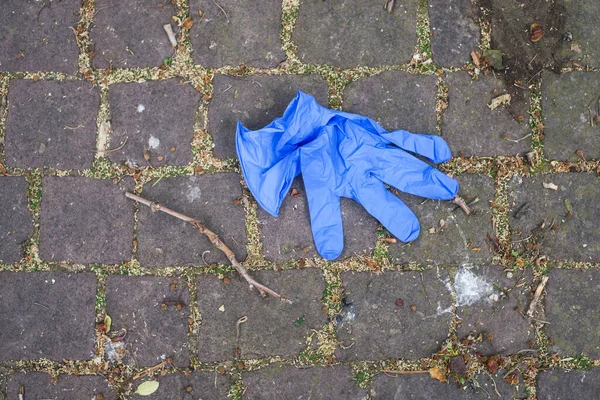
[
  {"x1": 470, "y1": 51, "x2": 480, "y2": 66},
  {"x1": 291, "y1": 187, "x2": 301, "y2": 197},
  {"x1": 488, "y1": 93, "x2": 511, "y2": 110},
  {"x1": 530, "y1": 23, "x2": 544, "y2": 42},
  {"x1": 504, "y1": 372, "x2": 520, "y2": 385},
  {"x1": 428, "y1": 366, "x2": 447, "y2": 382},
  {"x1": 182, "y1": 16, "x2": 194, "y2": 30},
  {"x1": 0, "y1": 162, "x2": 7, "y2": 176},
  {"x1": 382, "y1": 237, "x2": 397, "y2": 244}
]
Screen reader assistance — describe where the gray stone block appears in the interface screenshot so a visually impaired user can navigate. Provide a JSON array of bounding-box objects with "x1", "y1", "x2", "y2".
[
  {"x1": 429, "y1": 0, "x2": 480, "y2": 68},
  {"x1": 336, "y1": 270, "x2": 452, "y2": 360},
  {"x1": 6, "y1": 373, "x2": 117, "y2": 400},
  {"x1": 197, "y1": 270, "x2": 326, "y2": 362},
  {"x1": 0, "y1": 177, "x2": 32, "y2": 264},
  {"x1": 508, "y1": 174, "x2": 600, "y2": 262},
  {"x1": 293, "y1": 0, "x2": 418, "y2": 68},
  {"x1": 0, "y1": 0, "x2": 80, "y2": 73},
  {"x1": 208, "y1": 74, "x2": 328, "y2": 159},
  {"x1": 105, "y1": 276, "x2": 190, "y2": 367},
  {"x1": 552, "y1": 0, "x2": 600, "y2": 68},
  {"x1": 39, "y1": 177, "x2": 134, "y2": 264},
  {"x1": 0, "y1": 272, "x2": 96, "y2": 361},
  {"x1": 389, "y1": 175, "x2": 495, "y2": 267},
  {"x1": 542, "y1": 71, "x2": 600, "y2": 161},
  {"x1": 189, "y1": 0, "x2": 285, "y2": 68},
  {"x1": 108, "y1": 79, "x2": 200, "y2": 167},
  {"x1": 5, "y1": 80, "x2": 99, "y2": 169},
  {"x1": 259, "y1": 178, "x2": 379, "y2": 262},
  {"x1": 130, "y1": 372, "x2": 230, "y2": 399},
  {"x1": 243, "y1": 365, "x2": 367, "y2": 400},
  {"x1": 545, "y1": 268, "x2": 600, "y2": 358},
  {"x1": 343, "y1": 71, "x2": 438, "y2": 134},
  {"x1": 455, "y1": 266, "x2": 533, "y2": 355},
  {"x1": 537, "y1": 369, "x2": 600, "y2": 400},
  {"x1": 138, "y1": 174, "x2": 247, "y2": 267},
  {"x1": 442, "y1": 72, "x2": 530, "y2": 157},
  {"x1": 91, "y1": 0, "x2": 176, "y2": 68}
]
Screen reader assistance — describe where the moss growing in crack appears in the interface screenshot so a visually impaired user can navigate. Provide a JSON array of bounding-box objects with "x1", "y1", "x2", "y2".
[
  {"x1": 281, "y1": 0, "x2": 300, "y2": 63},
  {"x1": 353, "y1": 368, "x2": 375, "y2": 389}
]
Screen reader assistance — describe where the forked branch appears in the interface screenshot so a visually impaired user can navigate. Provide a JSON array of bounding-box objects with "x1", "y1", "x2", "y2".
[{"x1": 126, "y1": 192, "x2": 292, "y2": 304}]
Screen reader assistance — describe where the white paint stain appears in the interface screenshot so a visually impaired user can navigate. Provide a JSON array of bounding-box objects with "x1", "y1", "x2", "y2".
[
  {"x1": 137, "y1": 104, "x2": 145, "y2": 113},
  {"x1": 454, "y1": 268, "x2": 496, "y2": 307},
  {"x1": 186, "y1": 187, "x2": 202, "y2": 202},
  {"x1": 148, "y1": 135, "x2": 160, "y2": 149}
]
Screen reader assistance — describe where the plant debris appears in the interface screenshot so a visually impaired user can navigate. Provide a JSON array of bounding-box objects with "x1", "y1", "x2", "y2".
[
  {"x1": 542, "y1": 182, "x2": 558, "y2": 191},
  {"x1": 529, "y1": 23, "x2": 544, "y2": 42},
  {"x1": 488, "y1": 93, "x2": 512, "y2": 110}
]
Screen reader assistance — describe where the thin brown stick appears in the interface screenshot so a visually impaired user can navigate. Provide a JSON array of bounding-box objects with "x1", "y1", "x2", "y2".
[
  {"x1": 382, "y1": 370, "x2": 428, "y2": 375},
  {"x1": 527, "y1": 276, "x2": 549, "y2": 317},
  {"x1": 126, "y1": 192, "x2": 292, "y2": 304},
  {"x1": 452, "y1": 195, "x2": 471, "y2": 215},
  {"x1": 132, "y1": 361, "x2": 167, "y2": 381}
]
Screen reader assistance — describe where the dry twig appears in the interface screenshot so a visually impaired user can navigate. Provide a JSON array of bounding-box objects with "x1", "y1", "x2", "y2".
[
  {"x1": 132, "y1": 360, "x2": 167, "y2": 381},
  {"x1": 163, "y1": 24, "x2": 177, "y2": 47},
  {"x1": 452, "y1": 195, "x2": 471, "y2": 215},
  {"x1": 126, "y1": 192, "x2": 292, "y2": 304},
  {"x1": 527, "y1": 276, "x2": 549, "y2": 317}
]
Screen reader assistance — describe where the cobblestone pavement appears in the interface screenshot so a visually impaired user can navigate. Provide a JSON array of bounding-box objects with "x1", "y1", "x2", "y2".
[{"x1": 1, "y1": 0, "x2": 600, "y2": 399}]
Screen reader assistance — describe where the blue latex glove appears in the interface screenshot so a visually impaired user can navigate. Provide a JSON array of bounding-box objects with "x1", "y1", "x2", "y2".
[{"x1": 236, "y1": 91, "x2": 459, "y2": 260}]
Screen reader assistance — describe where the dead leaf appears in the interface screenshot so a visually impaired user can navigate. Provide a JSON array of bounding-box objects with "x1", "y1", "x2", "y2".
[
  {"x1": 542, "y1": 182, "x2": 558, "y2": 190},
  {"x1": 488, "y1": 93, "x2": 511, "y2": 110},
  {"x1": 291, "y1": 188, "x2": 301, "y2": 197},
  {"x1": 395, "y1": 298, "x2": 404, "y2": 307},
  {"x1": 428, "y1": 366, "x2": 447, "y2": 382},
  {"x1": 134, "y1": 381, "x2": 159, "y2": 396},
  {"x1": 504, "y1": 372, "x2": 520, "y2": 385},
  {"x1": 198, "y1": 9, "x2": 203, "y2": 18},
  {"x1": 470, "y1": 51, "x2": 480, "y2": 66},
  {"x1": 382, "y1": 237, "x2": 397, "y2": 244},
  {"x1": 182, "y1": 16, "x2": 194, "y2": 30},
  {"x1": 104, "y1": 315, "x2": 112, "y2": 334},
  {"x1": 530, "y1": 23, "x2": 544, "y2": 42},
  {"x1": 384, "y1": 0, "x2": 394, "y2": 13},
  {"x1": 0, "y1": 162, "x2": 7, "y2": 176},
  {"x1": 410, "y1": 304, "x2": 417, "y2": 312},
  {"x1": 571, "y1": 43, "x2": 582, "y2": 53}
]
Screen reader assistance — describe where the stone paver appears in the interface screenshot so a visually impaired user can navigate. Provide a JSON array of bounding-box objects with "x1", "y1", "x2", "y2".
[
  {"x1": 5, "y1": 372, "x2": 117, "y2": 400},
  {"x1": 131, "y1": 372, "x2": 230, "y2": 399},
  {"x1": 343, "y1": 71, "x2": 438, "y2": 134},
  {"x1": 0, "y1": 272, "x2": 96, "y2": 361},
  {"x1": 455, "y1": 266, "x2": 533, "y2": 355},
  {"x1": 259, "y1": 178, "x2": 379, "y2": 261},
  {"x1": 5, "y1": 80, "x2": 99, "y2": 170},
  {"x1": 197, "y1": 270, "x2": 326, "y2": 362},
  {"x1": 138, "y1": 174, "x2": 247, "y2": 267},
  {"x1": 545, "y1": 268, "x2": 600, "y2": 358},
  {"x1": 429, "y1": 0, "x2": 480, "y2": 68},
  {"x1": 243, "y1": 365, "x2": 367, "y2": 400},
  {"x1": 542, "y1": 71, "x2": 600, "y2": 161},
  {"x1": 108, "y1": 79, "x2": 200, "y2": 167},
  {"x1": 105, "y1": 276, "x2": 190, "y2": 367},
  {"x1": 336, "y1": 270, "x2": 452, "y2": 361},
  {"x1": 293, "y1": 0, "x2": 418, "y2": 68},
  {"x1": 508, "y1": 174, "x2": 600, "y2": 262},
  {"x1": 189, "y1": 0, "x2": 285, "y2": 68},
  {"x1": 0, "y1": 177, "x2": 32, "y2": 264},
  {"x1": 90, "y1": 0, "x2": 177, "y2": 68},
  {"x1": 443, "y1": 72, "x2": 530, "y2": 157},
  {"x1": 370, "y1": 371, "x2": 524, "y2": 399},
  {"x1": 556, "y1": 0, "x2": 600, "y2": 68},
  {"x1": 389, "y1": 175, "x2": 495, "y2": 267},
  {"x1": 0, "y1": 0, "x2": 80, "y2": 73},
  {"x1": 537, "y1": 369, "x2": 600, "y2": 400},
  {"x1": 208, "y1": 74, "x2": 328, "y2": 159},
  {"x1": 39, "y1": 177, "x2": 134, "y2": 264}
]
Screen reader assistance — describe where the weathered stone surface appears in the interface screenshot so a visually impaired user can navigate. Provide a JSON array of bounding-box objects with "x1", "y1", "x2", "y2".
[
  {"x1": 508, "y1": 174, "x2": 600, "y2": 262},
  {"x1": 538, "y1": 369, "x2": 600, "y2": 399},
  {"x1": 189, "y1": 0, "x2": 285, "y2": 68},
  {"x1": 370, "y1": 371, "x2": 524, "y2": 399},
  {"x1": 197, "y1": 270, "x2": 326, "y2": 362},
  {"x1": 259, "y1": 178, "x2": 379, "y2": 261},
  {"x1": 389, "y1": 175, "x2": 495, "y2": 267},
  {"x1": 108, "y1": 79, "x2": 200, "y2": 167},
  {"x1": 555, "y1": 0, "x2": 600, "y2": 68},
  {"x1": 130, "y1": 372, "x2": 230, "y2": 399},
  {"x1": 293, "y1": 0, "x2": 418, "y2": 68},
  {"x1": 5, "y1": 373, "x2": 117, "y2": 400},
  {"x1": 0, "y1": 177, "x2": 32, "y2": 264},
  {"x1": 443, "y1": 72, "x2": 530, "y2": 156},
  {"x1": 455, "y1": 266, "x2": 533, "y2": 355},
  {"x1": 5, "y1": 80, "x2": 99, "y2": 169},
  {"x1": 105, "y1": 276, "x2": 190, "y2": 367},
  {"x1": 208, "y1": 74, "x2": 328, "y2": 159},
  {"x1": 91, "y1": 0, "x2": 176, "y2": 68},
  {"x1": 429, "y1": 0, "x2": 480, "y2": 68},
  {"x1": 336, "y1": 270, "x2": 452, "y2": 360},
  {"x1": 243, "y1": 365, "x2": 367, "y2": 400},
  {"x1": 542, "y1": 71, "x2": 600, "y2": 161},
  {"x1": 0, "y1": 0, "x2": 79, "y2": 73},
  {"x1": 343, "y1": 71, "x2": 438, "y2": 134},
  {"x1": 138, "y1": 174, "x2": 247, "y2": 267},
  {"x1": 0, "y1": 272, "x2": 96, "y2": 361},
  {"x1": 545, "y1": 269, "x2": 600, "y2": 358},
  {"x1": 39, "y1": 177, "x2": 134, "y2": 264}
]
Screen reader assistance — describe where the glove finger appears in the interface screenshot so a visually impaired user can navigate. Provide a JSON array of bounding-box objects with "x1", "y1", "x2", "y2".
[
  {"x1": 352, "y1": 176, "x2": 420, "y2": 243},
  {"x1": 380, "y1": 129, "x2": 452, "y2": 163},
  {"x1": 369, "y1": 146, "x2": 458, "y2": 200},
  {"x1": 300, "y1": 133, "x2": 344, "y2": 260}
]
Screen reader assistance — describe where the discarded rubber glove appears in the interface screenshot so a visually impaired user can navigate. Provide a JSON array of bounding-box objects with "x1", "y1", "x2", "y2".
[{"x1": 236, "y1": 91, "x2": 459, "y2": 260}]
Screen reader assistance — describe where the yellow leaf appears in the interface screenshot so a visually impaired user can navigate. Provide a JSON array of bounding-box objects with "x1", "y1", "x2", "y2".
[
  {"x1": 135, "y1": 381, "x2": 159, "y2": 396},
  {"x1": 428, "y1": 366, "x2": 447, "y2": 382},
  {"x1": 182, "y1": 16, "x2": 194, "y2": 30},
  {"x1": 104, "y1": 315, "x2": 112, "y2": 334}
]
